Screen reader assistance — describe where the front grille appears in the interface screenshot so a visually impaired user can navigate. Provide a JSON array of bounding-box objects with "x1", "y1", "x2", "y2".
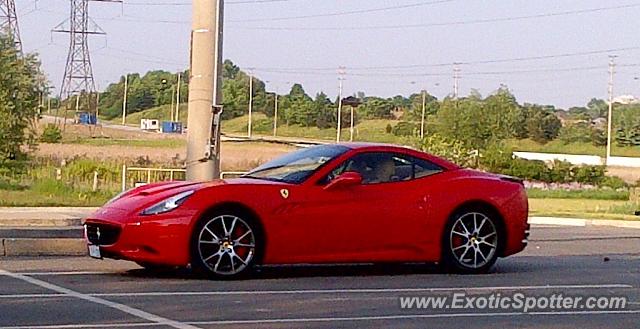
[{"x1": 85, "y1": 223, "x2": 121, "y2": 245}]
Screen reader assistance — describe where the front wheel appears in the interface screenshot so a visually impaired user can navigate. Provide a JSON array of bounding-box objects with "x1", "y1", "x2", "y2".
[
  {"x1": 442, "y1": 210, "x2": 500, "y2": 274},
  {"x1": 191, "y1": 213, "x2": 259, "y2": 279}
]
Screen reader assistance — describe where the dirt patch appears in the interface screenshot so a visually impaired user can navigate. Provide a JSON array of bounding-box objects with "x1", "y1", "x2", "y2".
[
  {"x1": 35, "y1": 141, "x2": 296, "y2": 171},
  {"x1": 607, "y1": 166, "x2": 640, "y2": 184}
]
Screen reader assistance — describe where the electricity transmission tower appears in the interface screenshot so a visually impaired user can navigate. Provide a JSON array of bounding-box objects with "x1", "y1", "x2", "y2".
[
  {"x1": 0, "y1": 0, "x2": 22, "y2": 53},
  {"x1": 53, "y1": 0, "x2": 121, "y2": 102}
]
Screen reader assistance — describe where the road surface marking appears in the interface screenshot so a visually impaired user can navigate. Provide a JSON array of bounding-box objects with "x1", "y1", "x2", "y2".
[
  {"x1": 3, "y1": 310, "x2": 639, "y2": 328},
  {"x1": 16, "y1": 271, "x2": 112, "y2": 276},
  {"x1": 188, "y1": 310, "x2": 640, "y2": 325},
  {"x1": 93, "y1": 284, "x2": 633, "y2": 297},
  {"x1": 0, "y1": 284, "x2": 632, "y2": 299},
  {"x1": 0, "y1": 269, "x2": 199, "y2": 329}
]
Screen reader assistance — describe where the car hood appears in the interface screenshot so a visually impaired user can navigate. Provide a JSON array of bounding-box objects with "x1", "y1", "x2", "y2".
[{"x1": 103, "y1": 178, "x2": 287, "y2": 212}]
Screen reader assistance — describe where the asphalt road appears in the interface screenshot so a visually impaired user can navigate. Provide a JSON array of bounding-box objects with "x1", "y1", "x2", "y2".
[{"x1": 1, "y1": 224, "x2": 639, "y2": 329}]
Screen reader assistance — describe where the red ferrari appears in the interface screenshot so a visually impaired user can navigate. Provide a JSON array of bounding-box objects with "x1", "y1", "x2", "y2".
[{"x1": 84, "y1": 143, "x2": 529, "y2": 278}]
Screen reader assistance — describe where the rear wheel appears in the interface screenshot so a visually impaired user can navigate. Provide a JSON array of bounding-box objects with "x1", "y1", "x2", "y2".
[
  {"x1": 191, "y1": 213, "x2": 258, "y2": 279},
  {"x1": 442, "y1": 210, "x2": 500, "y2": 274}
]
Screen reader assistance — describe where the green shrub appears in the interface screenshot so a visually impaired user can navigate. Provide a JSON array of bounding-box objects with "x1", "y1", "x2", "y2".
[
  {"x1": 527, "y1": 188, "x2": 629, "y2": 200},
  {"x1": 32, "y1": 178, "x2": 72, "y2": 195},
  {"x1": 599, "y1": 176, "x2": 628, "y2": 189},
  {"x1": 40, "y1": 124, "x2": 62, "y2": 143},
  {"x1": 412, "y1": 134, "x2": 475, "y2": 167},
  {"x1": 392, "y1": 121, "x2": 417, "y2": 136},
  {"x1": 574, "y1": 165, "x2": 605, "y2": 185}
]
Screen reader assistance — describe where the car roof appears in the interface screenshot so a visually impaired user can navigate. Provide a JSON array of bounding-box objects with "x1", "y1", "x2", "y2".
[
  {"x1": 338, "y1": 142, "x2": 403, "y2": 149},
  {"x1": 334, "y1": 142, "x2": 460, "y2": 170}
]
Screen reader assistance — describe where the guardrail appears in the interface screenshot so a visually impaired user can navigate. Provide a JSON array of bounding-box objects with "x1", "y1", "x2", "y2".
[{"x1": 120, "y1": 165, "x2": 248, "y2": 191}]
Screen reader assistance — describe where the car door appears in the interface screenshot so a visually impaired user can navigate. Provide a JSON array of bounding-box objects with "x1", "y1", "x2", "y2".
[{"x1": 281, "y1": 152, "x2": 443, "y2": 263}]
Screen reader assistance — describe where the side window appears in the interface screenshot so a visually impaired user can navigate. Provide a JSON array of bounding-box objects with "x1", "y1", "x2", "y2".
[
  {"x1": 322, "y1": 152, "x2": 443, "y2": 185},
  {"x1": 411, "y1": 156, "x2": 444, "y2": 179}
]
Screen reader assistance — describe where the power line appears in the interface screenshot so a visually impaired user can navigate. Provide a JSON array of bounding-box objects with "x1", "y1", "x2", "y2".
[
  {"x1": 231, "y1": 2, "x2": 640, "y2": 30},
  {"x1": 121, "y1": 0, "x2": 303, "y2": 6},
  {"x1": 249, "y1": 46, "x2": 640, "y2": 72},
  {"x1": 229, "y1": 0, "x2": 454, "y2": 23}
]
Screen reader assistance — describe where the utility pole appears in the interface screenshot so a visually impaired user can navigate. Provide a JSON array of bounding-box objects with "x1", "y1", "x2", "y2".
[
  {"x1": 349, "y1": 105, "x2": 355, "y2": 142},
  {"x1": 420, "y1": 89, "x2": 426, "y2": 138},
  {"x1": 170, "y1": 85, "x2": 175, "y2": 122},
  {"x1": 0, "y1": 0, "x2": 22, "y2": 53},
  {"x1": 247, "y1": 69, "x2": 253, "y2": 138},
  {"x1": 336, "y1": 67, "x2": 345, "y2": 143},
  {"x1": 606, "y1": 55, "x2": 616, "y2": 164},
  {"x1": 453, "y1": 63, "x2": 461, "y2": 98},
  {"x1": 273, "y1": 91, "x2": 278, "y2": 137},
  {"x1": 121, "y1": 74, "x2": 128, "y2": 125},
  {"x1": 175, "y1": 72, "x2": 181, "y2": 122},
  {"x1": 186, "y1": 0, "x2": 224, "y2": 181},
  {"x1": 95, "y1": 92, "x2": 99, "y2": 118}
]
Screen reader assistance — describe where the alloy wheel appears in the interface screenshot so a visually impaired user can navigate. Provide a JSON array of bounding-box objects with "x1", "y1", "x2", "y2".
[
  {"x1": 197, "y1": 215, "x2": 256, "y2": 276},
  {"x1": 449, "y1": 212, "x2": 498, "y2": 269}
]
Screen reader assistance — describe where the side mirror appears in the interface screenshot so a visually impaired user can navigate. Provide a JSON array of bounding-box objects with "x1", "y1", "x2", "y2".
[{"x1": 324, "y1": 171, "x2": 362, "y2": 190}]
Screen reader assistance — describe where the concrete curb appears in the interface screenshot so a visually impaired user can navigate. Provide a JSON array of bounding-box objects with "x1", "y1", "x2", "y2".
[
  {"x1": 0, "y1": 218, "x2": 83, "y2": 227},
  {"x1": 529, "y1": 217, "x2": 640, "y2": 229},
  {"x1": 1, "y1": 238, "x2": 86, "y2": 257}
]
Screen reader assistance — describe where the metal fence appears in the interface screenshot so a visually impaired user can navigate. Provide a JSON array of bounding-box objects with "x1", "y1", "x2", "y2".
[{"x1": 120, "y1": 165, "x2": 247, "y2": 191}]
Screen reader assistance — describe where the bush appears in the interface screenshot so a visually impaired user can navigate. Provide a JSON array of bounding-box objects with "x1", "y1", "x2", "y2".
[
  {"x1": 40, "y1": 124, "x2": 62, "y2": 143},
  {"x1": 412, "y1": 134, "x2": 475, "y2": 167},
  {"x1": 600, "y1": 176, "x2": 628, "y2": 189},
  {"x1": 392, "y1": 121, "x2": 417, "y2": 136},
  {"x1": 574, "y1": 165, "x2": 605, "y2": 185}
]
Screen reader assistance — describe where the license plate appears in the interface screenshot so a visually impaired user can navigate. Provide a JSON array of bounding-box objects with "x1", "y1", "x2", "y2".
[{"x1": 88, "y1": 244, "x2": 102, "y2": 259}]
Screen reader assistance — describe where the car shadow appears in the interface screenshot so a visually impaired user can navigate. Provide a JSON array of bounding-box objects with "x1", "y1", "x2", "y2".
[{"x1": 119, "y1": 261, "x2": 524, "y2": 280}]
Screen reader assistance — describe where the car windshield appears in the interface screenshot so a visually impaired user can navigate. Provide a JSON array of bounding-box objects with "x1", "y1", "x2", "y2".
[{"x1": 243, "y1": 145, "x2": 349, "y2": 184}]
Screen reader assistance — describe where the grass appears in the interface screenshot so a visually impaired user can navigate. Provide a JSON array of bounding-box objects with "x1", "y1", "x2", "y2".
[
  {"x1": 526, "y1": 188, "x2": 630, "y2": 200},
  {"x1": 529, "y1": 198, "x2": 639, "y2": 220},
  {"x1": 507, "y1": 139, "x2": 640, "y2": 157},
  {"x1": 69, "y1": 137, "x2": 185, "y2": 148},
  {"x1": 222, "y1": 113, "x2": 401, "y2": 142},
  {"x1": 0, "y1": 179, "x2": 116, "y2": 207}
]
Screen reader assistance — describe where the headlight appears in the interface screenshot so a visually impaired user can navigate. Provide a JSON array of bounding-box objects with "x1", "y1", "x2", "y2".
[{"x1": 140, "y1": 190, "x2": 195, "y2": 215}]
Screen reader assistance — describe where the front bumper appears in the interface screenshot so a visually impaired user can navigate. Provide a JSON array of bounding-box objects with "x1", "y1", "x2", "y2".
[{"x1": 84, "y1": 207, "x2": 196, "y2": 266}]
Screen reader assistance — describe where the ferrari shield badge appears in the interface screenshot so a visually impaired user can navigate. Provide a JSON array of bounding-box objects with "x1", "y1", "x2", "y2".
[{"x1": 280, "y1": 188, "x2": 289, "y2": 199}]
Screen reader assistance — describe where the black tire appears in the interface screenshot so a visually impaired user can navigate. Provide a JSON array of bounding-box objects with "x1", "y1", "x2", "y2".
[
  {"x1": 190, "y1": 210, "x2": 261, "y2": 279},
  {"x1": 442, "y1": 208, "x2": 501, "y2": 274}
]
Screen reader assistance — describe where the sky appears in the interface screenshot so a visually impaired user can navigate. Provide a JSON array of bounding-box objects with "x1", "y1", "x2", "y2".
[{"x1": 13, "y1": 0, "x2": 640, "y2": 109}]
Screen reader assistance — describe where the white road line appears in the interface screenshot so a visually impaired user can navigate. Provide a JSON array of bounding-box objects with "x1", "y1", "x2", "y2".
[
  {"x1": 15, "y1": 271, "x2": 113, "y2": 276},
  {"x1": 0, "y1": 270, "x2": 199, "y2": 329},
  {"x1": 0, "y1": 323, "x2": 159, "y2": 329},
  {"x1": 2, "y1": 310, "x2": 640, "y2": 329},
  {"x1": 93, "y1": 284, "x2": 634, "y2": 297},
  {"x1": 191, "y1": 310, "x2": 640, "y2": 325},
  {"x1": 0, "y1": 284, "x2": 633, "y2": 299}
]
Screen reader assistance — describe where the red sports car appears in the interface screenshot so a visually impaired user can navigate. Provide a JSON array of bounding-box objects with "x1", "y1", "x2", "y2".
[{"x1": 84, "y1": 143, "x2": 529, "y2": 278}]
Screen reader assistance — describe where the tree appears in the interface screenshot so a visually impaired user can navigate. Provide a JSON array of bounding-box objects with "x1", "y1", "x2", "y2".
[
  {"x1": 520, "y1": 104, "x2": 562, "y2": 143},
  {"x1": 0, "y1": 32, "x2": 45, "y2": 163},
  {"x1": 436, "y1": 87, "x2": 520, "y2": 150}
]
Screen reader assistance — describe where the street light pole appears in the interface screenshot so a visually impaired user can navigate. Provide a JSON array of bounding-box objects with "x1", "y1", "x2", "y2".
[
  {"x1": 336, "y1": 75, "x2": 344, "y2": 143},
  {"x1": 248, "y1": 70, "x2": 253, "y2": 138},
  {"x1": 273, "y1": 91, "x2": 278, "y2": 136},
  {"x1": 606, "y1": 55, "x2": 616, "y2": 165},
  {"x1": 186, "y1": 0, "x2": 224, "y2": 181},
  {"x1": 349, "y1": 105, "x2": 354, "y2": 142},
  {"x1": 420, "y1": 89, "x2": 426, "y2": 139},
  {"x1": 175, "y1": 72, "x2": 181, "y2": 122},
  {"x1": 121, "y1": 74, "x2": 128, "y2": 125}
]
